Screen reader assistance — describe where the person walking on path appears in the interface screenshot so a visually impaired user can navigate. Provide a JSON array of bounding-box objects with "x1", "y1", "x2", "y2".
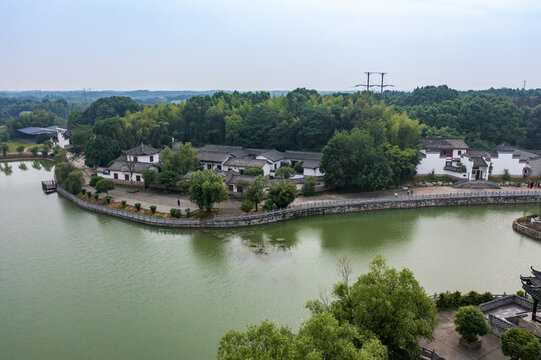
[{"x1": 177, "y1": 199, "x2": 180, "y2": 207}]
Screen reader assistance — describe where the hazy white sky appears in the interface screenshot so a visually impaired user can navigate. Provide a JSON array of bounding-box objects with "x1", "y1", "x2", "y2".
[{"x1": 1, "y1": 0, "x2": 540, "y2": 91}]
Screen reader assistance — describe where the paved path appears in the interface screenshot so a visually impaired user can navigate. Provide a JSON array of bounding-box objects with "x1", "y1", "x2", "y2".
[
  {"x1": 71, "y1": 160, "x2": 538, "y2": 216},
  {"x1": 420, "y1": 311, "x2": 507, "y2": 360}
]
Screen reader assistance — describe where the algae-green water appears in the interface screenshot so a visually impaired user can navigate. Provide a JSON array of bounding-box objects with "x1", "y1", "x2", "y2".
[{"x1": 1, "y1": 161, "x2": 540, "y2": 359}]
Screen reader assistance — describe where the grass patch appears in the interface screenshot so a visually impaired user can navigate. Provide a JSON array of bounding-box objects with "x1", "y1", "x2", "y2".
[{"x1": 6, "y1": 140, "x2": 29, "y2": 153}]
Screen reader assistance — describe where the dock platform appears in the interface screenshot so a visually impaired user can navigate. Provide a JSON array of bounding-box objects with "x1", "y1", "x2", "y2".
[{"x1": 41, "y1": 180, "x2": 57, "y2": 193}]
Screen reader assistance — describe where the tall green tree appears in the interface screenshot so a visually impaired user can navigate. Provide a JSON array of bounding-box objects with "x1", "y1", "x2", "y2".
[
  {"x1": 309, "y1": 256, "x2": 438, "y2": 359},
  {"x1": 268, "y1": 180, "x2": 297, "y2": 209},
  {"x1": 161, "y1": 143, "x2": 199, "y2": 175},
  {"x1": 189, "y1": 169, "x2": 229, "y2": 212},
  {"x1": 64, "y1": 171, "x2": 85, "y2": 194},
  {"x1": 0, "y1": 142, "x2": 8, "y2": 156},
  {"x1": 157, "y1": 170, "x2": 179, "y2": 190},
  {"x1": 243, "y1": 175, "x2": 267, "y2": 211}
]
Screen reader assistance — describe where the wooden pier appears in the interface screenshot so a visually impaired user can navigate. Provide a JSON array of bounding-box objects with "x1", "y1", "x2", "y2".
[{"x1": 41, "y1": 180, "x2": 57, "y2": 193}]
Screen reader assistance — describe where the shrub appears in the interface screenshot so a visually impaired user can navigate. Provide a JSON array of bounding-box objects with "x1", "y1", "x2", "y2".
[
  {"x1": 293, "y1": 161, "x2": 304, "y2": 174},
  {"x1": 94, "y1": 194, "x2": 99, "y2": 200},
  {"x1": 502, "y1": 169, "x2": 511, "y2": 182},
  {"x1": 427, "y1": 170, "x2": 438, "y2": 182},
  {"x1": 302, "y1": 176, "x2": 316, "y2": 196},
  {"x1": 501, "y1": 327, "x2": 541, "y2": 360},
  {"x1": 263, "y1": 199, "x2": 277, "y2": 211},
  {"x1": 29, "y1": 146, "x2": 39, "y2": 157},
  {"x1": 95, "y1": 179, "x2": 115, "y2": 194},
  {"x1": 120, "y1": 200, "x2": 127, "y2": 208},
  {"x1": 178, "y1": 180, "x2": 190, "y2": 190},
  {"x1": 104, "y1": 196, "x2": 112, "y2": 204},
  {"x1": 454, "y1": 306, "x2": 490, "y2": 342},
  {"x1": 87, "y1": 191, "x2": 92, "y2": 197},
  {"x1": 275, "y1": 166, "x2": 296, "y2": 179},
  {"x1": 243, "y1": 167, "x2": 264, "y2": 177},
  {"x1": 134, "y1": 203, "x2": 141, "y2": 211},
  {"x1": 435, "y1": 291, "x2": 493, "y2": 310},
  {"x1": 516, "y1": 290, "x2": 526, "y2": 298},
  {"x1": 81, "y1": 189, "x2": 86, "y2": 194},
  {"x1": 170, "y1": 208, "x2": 182, "y2": 218},
  {"x1": 240, "y1": 199, "x2": 254, "y2": 213},
  {"x1": 185, "y1": 208, "x2": 191, "y2": 217},
  {"x1": 89, "y1": 175, "x2": 104, "y2": 187},
  {"x1": 150, "y1": 205, "x2": 157, "y2": 214}
]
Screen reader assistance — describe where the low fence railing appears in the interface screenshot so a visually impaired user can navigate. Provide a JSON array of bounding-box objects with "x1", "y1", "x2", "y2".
[{"x1": 56, "y1": 186, "x2": 541, "y2": 228}]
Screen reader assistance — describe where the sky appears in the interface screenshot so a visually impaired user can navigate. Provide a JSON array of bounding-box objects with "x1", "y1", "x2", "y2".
[{"x1": 1, "y1": 0, "x2": 540, "y2": 91}]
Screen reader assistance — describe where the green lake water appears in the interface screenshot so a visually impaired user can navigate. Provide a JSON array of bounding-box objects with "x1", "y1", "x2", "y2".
[{"x1": 1, "y1": 161, "x2": 541, "y2": 359}]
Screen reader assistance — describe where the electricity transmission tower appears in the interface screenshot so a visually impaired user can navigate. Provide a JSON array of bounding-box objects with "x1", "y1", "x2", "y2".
[{"x1": 354, "y1": 72, "x2": 393, "y2": 94}]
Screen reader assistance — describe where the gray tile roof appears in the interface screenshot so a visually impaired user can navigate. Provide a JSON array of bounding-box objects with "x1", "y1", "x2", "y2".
[
  {"x1": 301, "y1": 159, "x2": 321, "y2": 168},
  {"x1": 224, "y1": 158, "x2": 268, "y2": 168},
  {"x1": 471, "y1": 156, "x2": 488, "y2": 167},
  {"x1": 422, "y1": 138, "x2": 469, "y2": 150},
  {"x1": 198, "y1": 145, "x2": 248, "y2": 158},
  {"x1": 108, "y1": 156, "x2": 159, "y2": 173},
  {"x1": 284, "y1": 150, "x2": 322, "y2": 161},
  {"x1": 123, "y1": 144, "x2": 161, "y2": 156},
  {"x1": 259, "y1": 149, "x2": 285, "y2": 162},
  {"x1": 464, "y1": 149, "x2": 497, "y2": 159},
  {"x1": 495, "y1": 144, "x2": 541, "y2": 161},
  {"x1": 197, "y1": 151, "x2": 230, "y2": 163}
]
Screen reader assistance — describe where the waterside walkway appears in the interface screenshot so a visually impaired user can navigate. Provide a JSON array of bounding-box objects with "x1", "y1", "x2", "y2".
[{"x1": 57, "y1": 187, "x2": 541, "y2": 229}]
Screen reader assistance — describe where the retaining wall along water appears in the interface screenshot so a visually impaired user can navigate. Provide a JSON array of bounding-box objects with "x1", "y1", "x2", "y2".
[{"x1": 57, "y1": 186, "x2": 541, "y2": 229}]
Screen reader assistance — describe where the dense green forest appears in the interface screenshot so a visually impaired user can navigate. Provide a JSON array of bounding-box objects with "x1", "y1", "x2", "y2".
[{"x1": 2, "y1": 86, "x2": 540, "y2": 189}]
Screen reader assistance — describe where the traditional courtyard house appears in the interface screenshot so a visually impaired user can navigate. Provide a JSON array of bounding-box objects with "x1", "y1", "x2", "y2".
[
  {"x1": 416, "y1": 138, "x2": 469, "y2": 179},
  {"x1": 284, "y1": 151, "x2": 324, "y2": 177},
  {"x1": 97, "y1": 144, "x2": 160, "y2": 184},
  {"x1": 256, "y1": 149, "x2": 286, "y2": 173},
  {"x1": 223, "y1": 157, "x2": 272, "y2": 175},
  {"x1": 198, "y1": 151, "x2": 231, "y2": 171},
  {"x1": 301, "y1": 159, "x2": 324, "y2": 177}
]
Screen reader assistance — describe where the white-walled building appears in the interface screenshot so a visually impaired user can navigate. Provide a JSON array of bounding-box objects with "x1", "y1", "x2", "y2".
[
  {"x1": 54, "y1": 127, "x2": 70, "y2": 149},
  {"x1": 417, "y1": 138, "x2": 469, "y2": 179},
  {"x1": 416, "y1": 139, "x2": 541, "y2": 180},
  {"x1": 96, "y1": 144, "x2": 160, "y2": 184}
]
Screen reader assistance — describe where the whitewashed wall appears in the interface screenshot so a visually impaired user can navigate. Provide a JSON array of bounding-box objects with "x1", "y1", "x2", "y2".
[
  {"x1": 490, "y1": 153, "x2": 526, "y2": 177},
  {"x1": 126, "y1": 154, "x2": 160, "y2": 164}
]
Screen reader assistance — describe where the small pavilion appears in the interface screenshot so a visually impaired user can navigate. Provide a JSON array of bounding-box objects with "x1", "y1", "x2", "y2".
[{"x1": 520, "y1": 267, "x2": 541, "y2": 323}]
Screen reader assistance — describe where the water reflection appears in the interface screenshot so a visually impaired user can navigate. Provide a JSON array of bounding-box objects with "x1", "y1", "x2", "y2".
[
  {"x1": 1, "y1": 162, "x2": 13, "y2": 175},
  {"x1": 32, "y1": 160, "x2": 42, "y2": 170}
]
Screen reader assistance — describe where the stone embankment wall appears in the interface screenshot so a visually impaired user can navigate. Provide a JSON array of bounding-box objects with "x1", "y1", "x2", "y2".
[
  {"x1": 57, "y1": 187, "x2": 541, "y2": 229},
  {"x1": 512, "y1": 218, "x2": 541, "y2": 240},
  {"x1": 1, "y1": 153, "x2": 52, "y2": 161}
]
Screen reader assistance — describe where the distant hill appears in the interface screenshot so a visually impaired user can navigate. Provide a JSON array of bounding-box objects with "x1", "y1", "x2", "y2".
[{"x1": 0, "y1": 89, "x2": 357, "y2": 105}]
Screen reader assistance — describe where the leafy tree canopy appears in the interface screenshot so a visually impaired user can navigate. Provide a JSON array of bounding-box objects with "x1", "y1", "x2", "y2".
[{"x1": 189, "y1": 169, "x2": 229, "y2": 212}]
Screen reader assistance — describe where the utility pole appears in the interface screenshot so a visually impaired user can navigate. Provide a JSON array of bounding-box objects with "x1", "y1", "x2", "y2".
[{"x1": 523, "y1": 80, "x2": 526, "y2": 91}]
